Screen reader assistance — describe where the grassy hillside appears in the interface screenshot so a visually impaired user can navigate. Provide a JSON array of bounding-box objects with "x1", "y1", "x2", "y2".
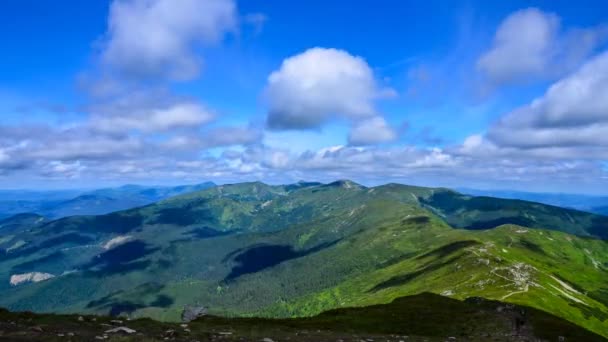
[
  {"x1": 420, "y1": 189, "x2": 608, "y2": 238},
  {"x1": 0, "y1": 181, "x2": 606, "y2": 337},
  {"x1": 0, "y1": 293, "x2": 604, "y2": 341}
]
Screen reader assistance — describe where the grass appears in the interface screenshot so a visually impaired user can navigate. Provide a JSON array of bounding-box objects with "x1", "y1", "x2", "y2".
[{"x1": 0, "y1": 292, "x2": 605, "y2": 341}]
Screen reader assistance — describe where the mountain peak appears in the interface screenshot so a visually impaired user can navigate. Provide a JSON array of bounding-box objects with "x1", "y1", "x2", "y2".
[{"x1": 325, "y1": 179, "x2": 364, "y2": 189}]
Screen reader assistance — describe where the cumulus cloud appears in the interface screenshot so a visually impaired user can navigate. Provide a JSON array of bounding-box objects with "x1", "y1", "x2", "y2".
[
  {"x1": 217, "y1": 143, "x2": 605, "y2": 193},
  {"x1": 487, "y1": 51, "x2": 608, "y2": 154},
  {"x1": 477, "y1": 8, "x2": 559, "y2": 83},
  {"x1": 161, "y1": 126, "x2": 262, "y2": 150},
  {"x1": 91, "y1": 101, "x2": 215, "y2": 133},
  {"x1": 102, "y1": 0, "x2": 237, "y2": 81},
  {"x1": 201, "y1": 126, "x2": 263, "y2": 147},
  {"x1": 0, "y1": 0, "x2": 271, "y2": 185},
  {"x1": 265, "y1": 47, "x2": 392, "y2": 130},
  {"x1": 348, "y1": 117, "x2": 397, "y2": 145},
  {"x1": 0, "y1": 117, "x2": 266, "y2": 185},
  {"x1": 477, "y1": 8, "x2": 607, "y2": 85},
  {"x1": 4, "y1": 2, "x2": 608, "y2": 193}
]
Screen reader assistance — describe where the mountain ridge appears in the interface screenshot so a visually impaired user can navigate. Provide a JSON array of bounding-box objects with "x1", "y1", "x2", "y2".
[
  {"x1": 0, "y1": 180, "x2": 606, "y2": 337},
  {"x1": 0, "y1": 182, "x2": 216, "y2": 220}
]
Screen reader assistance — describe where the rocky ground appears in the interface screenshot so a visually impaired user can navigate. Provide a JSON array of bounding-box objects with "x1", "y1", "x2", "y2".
[{"x1": 0, "y1": 293, "x2": 605, "y2": 341}]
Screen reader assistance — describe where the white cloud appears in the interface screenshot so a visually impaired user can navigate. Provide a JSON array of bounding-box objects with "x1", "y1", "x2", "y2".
[
  {"x1": 408, "y1": 148, "x2": 455, "y2": 168},
  {"x1": 477, "y1": 8, "x2": 607, "y2": 85},
  {"x1": 0, "y1": 149, "x2": 9, "y2": 165},
  {"x1": 28, "y1": 133, "x2": 144, "y2": 161},
  {"x1": 487, "y1": 51, "x2": 608, "y2": 153},
  {"x1": 201, "y1": 126, "x2": 263, "y2": 147},
  {"x1": 92, "y1": 101, "x2": 214, "y2": 133},
  {"x1": 348, "y1": 117, "x2": 397, "y2": 145},
  {"x1": 265, "y1": 47, "x2": 391, "y2": 130},
  {"x1": 477, "y1": 8, "x2": 558, "y2": 83},
  {"x1": 161, "y1": 126, "x2": 262, "y2": 150},
  {"x1": 102, "y1": 0, "x2": 237, "y2": 80},
  {"x1": 42, "y1": 161, "x2": 86, "y2": 179}
]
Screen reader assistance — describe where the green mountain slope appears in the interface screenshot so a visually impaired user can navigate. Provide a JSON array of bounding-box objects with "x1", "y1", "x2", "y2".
[
  {"x1": 420, "y1": 188, "x2": 608, "y2": 238},
  {"x1": 0, "y1": 181, "x2": 606, "y2": 337}
]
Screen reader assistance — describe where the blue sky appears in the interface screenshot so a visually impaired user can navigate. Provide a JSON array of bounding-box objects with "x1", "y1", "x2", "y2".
[{"x1": 0, "y1": 0, "x2": 607, "y2": 194}]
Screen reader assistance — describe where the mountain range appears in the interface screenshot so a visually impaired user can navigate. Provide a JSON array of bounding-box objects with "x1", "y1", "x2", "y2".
[
  {"x1": 0, "y1": 180, "x2": 606, "y2": 338},
  {"x1": 0, "y1": 182, "x2": 215, "y2": 220},
  {"x1": 460, "y1": 188, "x2": 608, "y2": 216}
]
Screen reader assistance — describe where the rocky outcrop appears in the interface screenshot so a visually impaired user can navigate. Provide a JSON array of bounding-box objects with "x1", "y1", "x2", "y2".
[
  {"x1": 181, "y1": 305, "x2": 207, "y2": 322},
  {"x1": 102, "y1": 235, "x2": 132, "y2": 250},
  {"x1": 9, "y1": 272, "x2": 54, "y2": 286}
]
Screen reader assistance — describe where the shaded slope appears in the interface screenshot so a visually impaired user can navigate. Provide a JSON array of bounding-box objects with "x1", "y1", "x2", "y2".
[
  {"x1": 0, "y1": 292, "x2": 605, "y2": 341},
  {"x1": 420, "y1": 189, "x2": 608, "y2": 238}
]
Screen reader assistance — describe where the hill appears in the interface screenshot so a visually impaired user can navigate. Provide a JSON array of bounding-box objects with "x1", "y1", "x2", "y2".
[
  {"x1": 0, "y1": 181, "x2": 606, "y2": 338},
  {"x1": 0, "y1": 293, "x2": 605, "y2": 341},
  {"x1": 594, "y1": 206, "x2": 608, "y2": 216},
  {"x1": 459, "y1": 188, "x2": 608, "y2": 216},
  {"x1": 0, "y1": 182, "x2": 215, "y2": 220}
]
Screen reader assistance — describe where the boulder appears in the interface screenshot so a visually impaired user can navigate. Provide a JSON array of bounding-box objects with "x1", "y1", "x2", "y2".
[{"x1": 181, "y1": 305, "x2": 207, "y2": 322}]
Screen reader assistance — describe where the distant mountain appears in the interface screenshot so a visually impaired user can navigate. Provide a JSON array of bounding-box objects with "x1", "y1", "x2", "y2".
[
  {"x1": 459, "y1": 188, "x2": 608, "y2": 215},
  {"x1": 593, "y1": 206, "x2": 608, "y2": 216},
  {"x1": 0, "y1": 182, "x2": 215, "y2": 219},
  {"x1": 0, "y1": 189, "x2": 84, "y2": 202},
  {"x1": 0, "y1": 181, "x2": 606, "y2": 338},
  {"x1": 0, "y1": 189, "x2": 84, "y2": 220}
]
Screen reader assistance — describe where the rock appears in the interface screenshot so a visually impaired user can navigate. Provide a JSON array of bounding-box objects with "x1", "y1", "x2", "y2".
[
  {"x1": 57, "y1": 333, "x2": 65, "y2": 337},
  {"x1": 558, "y1": 337, "x2": 566, "y2": 342},
  {"x1": 164, "y1": 329, "x2": 176, "y2": 337},
  {"x1": 77, "y1": 316, "x2": 84, "y2": 322},
  {"x1": 441, "y1": 290, "x2": 455, "y2": 296},
  {"x1": 95, "y1": 336, "x2": 104, "y2": 340},
  {"x1": 9, "y1": 272, "x2": 54, "y2": 286},
  {"x1": 105, "y1": 326, "x2": 136, "y2": 334},
  {"x1": 180, "y1": 323, "x2": 188, "y2": 328},
  {"x1": 110, "y1": 319, "x2": 123, "y2": 325},
  {"x1": 67, "y1": 332, "x2": 75, "y2": 336},
  {"x1": 30, "y1": 326, "x2": 43, "y2": 332},
  {"x1": 262, "y1": 338, "x2": 275, "y2": 342},
  {"x1": 181, "y1": 305, "x2": 208, "y2": 322},
  {"x1": 102, "y1": 235, "x2": 132, "y2": 250}
]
